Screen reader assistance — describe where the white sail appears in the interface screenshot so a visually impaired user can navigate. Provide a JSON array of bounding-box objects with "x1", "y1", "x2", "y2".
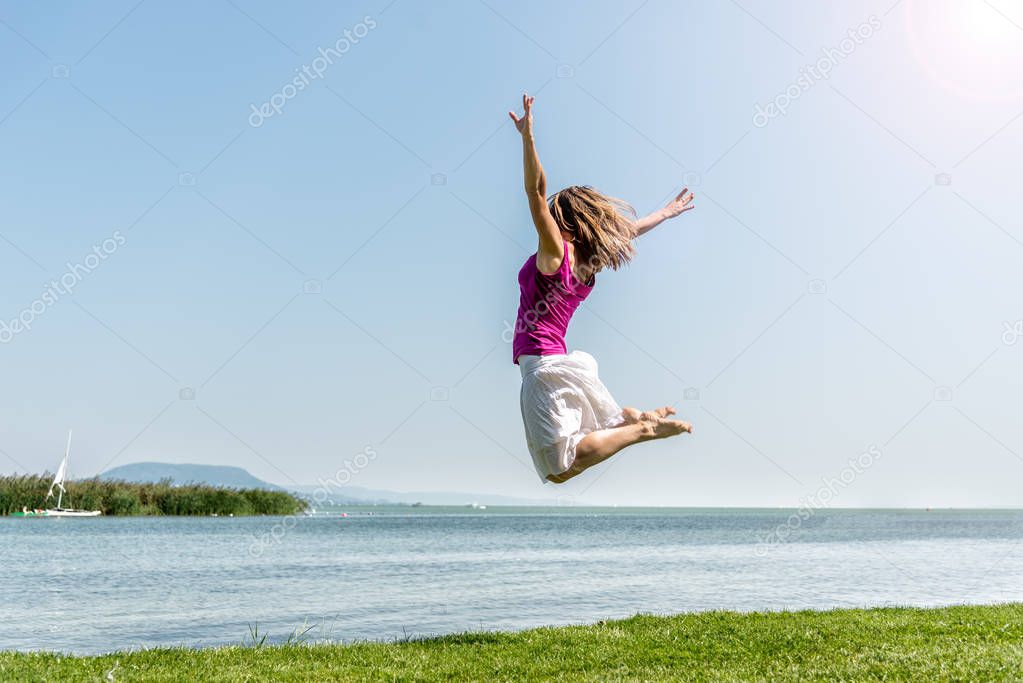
[
  {"x1": 46, "y1": 431, "x2": 72, "y2": 502},
  {"x1": 47, "y1": 457, "x2": 67, "y2": 498}
]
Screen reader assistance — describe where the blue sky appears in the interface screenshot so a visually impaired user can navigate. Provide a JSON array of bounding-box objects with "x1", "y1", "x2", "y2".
[{"x1": 2, "y1": 0, "x2": 1023, "y2": 506}]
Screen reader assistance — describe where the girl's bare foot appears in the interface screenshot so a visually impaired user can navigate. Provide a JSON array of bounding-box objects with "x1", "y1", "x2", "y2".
[
  {"x1": 641, "y1": 406, "x2": 676, "y2": 421},
  {"x1": 621, "y1": 406, "x2": 676, "y2": 425},
  {"x1": 621, "y1": 407, "x2": 643, "y2": 424},
  {"x1": 651, "y1": 418, "x2": 692, "y2": 436}
]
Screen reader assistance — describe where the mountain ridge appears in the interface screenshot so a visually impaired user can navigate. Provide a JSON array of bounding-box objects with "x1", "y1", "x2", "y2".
[{"x1": 99, "y1": 462, "x2": 562, "y2": 506}]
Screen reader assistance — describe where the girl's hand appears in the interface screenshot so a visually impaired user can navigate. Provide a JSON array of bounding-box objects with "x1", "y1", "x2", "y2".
[
  {"x1": 508, "y1": 93, "x2": 535, "y2": 136},
  {"x1": 663, "y1": 187, "x2": 695, "y2": 218},
  {"x1": 633, "y1": 187, "x2": 696, "y2": 237}
]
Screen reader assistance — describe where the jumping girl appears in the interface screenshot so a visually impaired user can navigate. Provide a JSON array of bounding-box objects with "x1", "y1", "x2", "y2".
[{"x1": 509, "y1": 93, "x2": 695, "y2": 484}]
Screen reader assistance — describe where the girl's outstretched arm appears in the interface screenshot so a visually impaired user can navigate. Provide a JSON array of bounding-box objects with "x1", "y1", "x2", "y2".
[
  {"x1": 633, "y1": 187, "x2": 695, "y2": 238},
  {"x1": 509, "y1": 93, "x2": 563, "y2": 269}
]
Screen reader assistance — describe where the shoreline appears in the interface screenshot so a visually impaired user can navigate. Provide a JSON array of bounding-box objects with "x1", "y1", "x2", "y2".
[{"x1": 4, "y1": 604, "x2": 1022, "y2": 681}]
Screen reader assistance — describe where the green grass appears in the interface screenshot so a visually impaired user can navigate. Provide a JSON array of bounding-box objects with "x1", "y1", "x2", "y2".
[{"x1": 3, "y1": 604, "x2": 1022, "y2": 682}]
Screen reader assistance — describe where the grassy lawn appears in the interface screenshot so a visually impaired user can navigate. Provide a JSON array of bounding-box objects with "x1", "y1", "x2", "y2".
[{"x1": 3, "y1": 604, "x2": 1022, "y2": 682}]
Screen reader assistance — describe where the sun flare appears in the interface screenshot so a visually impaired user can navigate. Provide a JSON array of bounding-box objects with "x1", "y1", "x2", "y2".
[{"x1": 905, "y1": 0, "x2": 1023, "y2": 101}]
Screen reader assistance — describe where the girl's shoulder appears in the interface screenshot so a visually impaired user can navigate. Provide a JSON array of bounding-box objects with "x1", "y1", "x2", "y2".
[
  {"x1": 536, "y1": 239, "x2": 567, "y2": 275},
  {"x1": 564, "y1": 241, "x2": 594, "y2": 288}
]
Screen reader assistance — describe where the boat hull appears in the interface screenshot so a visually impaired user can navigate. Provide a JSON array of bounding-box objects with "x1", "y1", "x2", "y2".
[{"x1": 10, "y1": 509, "x2": 101, "y2": 517}]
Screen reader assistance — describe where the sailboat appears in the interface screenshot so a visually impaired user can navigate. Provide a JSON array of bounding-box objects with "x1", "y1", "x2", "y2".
[{"x1": 10, "y1": 431, "x2": 101, "y2": 518}]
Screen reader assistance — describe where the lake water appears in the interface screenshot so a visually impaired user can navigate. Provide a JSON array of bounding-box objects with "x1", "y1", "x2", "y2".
[{"x1": 2, "y1": 507, "x2": 1022, "y2": 654}]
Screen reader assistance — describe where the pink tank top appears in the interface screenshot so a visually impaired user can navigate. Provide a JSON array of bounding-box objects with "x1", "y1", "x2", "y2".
[{"x1": 512, "y1": 241, "x2": 594, "y2": 364}]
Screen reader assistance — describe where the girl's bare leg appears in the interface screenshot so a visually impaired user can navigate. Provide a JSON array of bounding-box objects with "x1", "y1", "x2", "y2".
[{"x1": 547, "y1": 413, "x2": 691, "y2": 483}]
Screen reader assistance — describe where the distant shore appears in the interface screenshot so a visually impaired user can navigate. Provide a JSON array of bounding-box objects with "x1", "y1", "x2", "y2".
[
  {"x1": 1, "y1": 475, "x2": 306, "y2": 517},
  {"x1": 3, "y1": 604, "x2": 1021, "y2": 681}
]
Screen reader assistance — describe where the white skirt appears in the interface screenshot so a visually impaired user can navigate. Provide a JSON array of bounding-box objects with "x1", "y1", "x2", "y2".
[{"x1": 519, "y1": 351, "x2": 624, "y2": 482}]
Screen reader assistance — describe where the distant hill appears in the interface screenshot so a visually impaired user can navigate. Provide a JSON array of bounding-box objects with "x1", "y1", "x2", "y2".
[
  {"x1": 101, "y1": 462, "x2": 570, "y2": 506},
  {"x1": 101, "y1": 462, "x2": 283, "y2": 491},
  {"x1": 99, "y1": 463, "x2": 387, "y2": 505}
]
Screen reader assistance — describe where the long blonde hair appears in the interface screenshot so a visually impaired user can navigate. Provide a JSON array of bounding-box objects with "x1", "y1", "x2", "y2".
[{"x1": 548, "y1": 185, "x2": 636, "y2": 276}]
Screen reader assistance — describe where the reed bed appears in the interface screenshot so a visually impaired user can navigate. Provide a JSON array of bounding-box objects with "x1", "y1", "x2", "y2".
[{"x1": 0, "y1": 474, "x2": 306, "y2": 516}]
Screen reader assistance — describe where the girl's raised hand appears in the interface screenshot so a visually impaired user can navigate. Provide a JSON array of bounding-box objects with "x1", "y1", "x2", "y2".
[
  {"x1": 663, "y1": 187, "x2": 695, "y2": 218},
  {"x1": 508, "y1": 93, "x2": 535, "y2": 135}
]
